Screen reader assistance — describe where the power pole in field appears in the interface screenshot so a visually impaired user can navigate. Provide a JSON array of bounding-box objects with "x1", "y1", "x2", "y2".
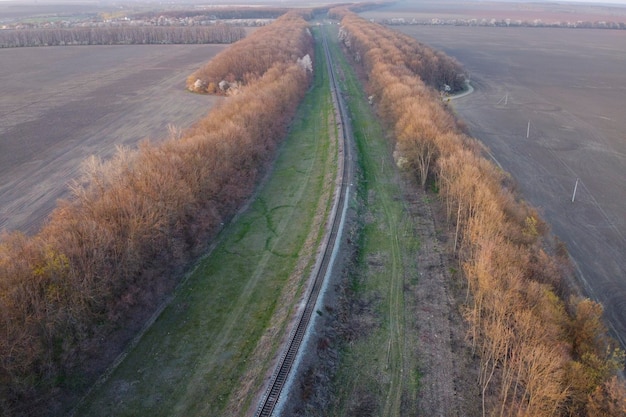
[{"x1": 572, "y1": 178, "x2": 579, "y2": 203}]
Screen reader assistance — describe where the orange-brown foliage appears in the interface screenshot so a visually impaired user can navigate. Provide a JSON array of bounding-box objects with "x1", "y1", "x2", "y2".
[
  {"x1": 336, "y1": 10, "x2": 624, "y2": 416},
  {"x1": 186, "y1": 11, "x2": 314, "y2": 93},
  {"x1": 0, "y1": 15, "x2": 312, "y2": 416},
  {"x1": 587, "y1": 376, "x2": 626, "y2": 417}
]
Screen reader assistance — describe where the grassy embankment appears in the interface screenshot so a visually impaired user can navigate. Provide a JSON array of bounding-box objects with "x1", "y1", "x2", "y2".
[
  {"x1": 323, "y1": 24, "x2": 422, "y2": 416},
  {"x1": 75, "y1": 30, "x2": 337, "y2": 417}
]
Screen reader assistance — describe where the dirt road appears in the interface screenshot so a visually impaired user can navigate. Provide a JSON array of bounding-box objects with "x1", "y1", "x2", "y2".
[{"x1": 0, "y1": 44, "x2": 224, "y2": 234}]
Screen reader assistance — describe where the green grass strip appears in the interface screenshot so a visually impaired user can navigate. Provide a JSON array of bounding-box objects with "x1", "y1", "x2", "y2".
[
  {"x1": 75, "y1": 29, "x2": 336, "y2": 417},
  {"x1": 322, "y1": 24, "x2": 422, "y2": 417}
]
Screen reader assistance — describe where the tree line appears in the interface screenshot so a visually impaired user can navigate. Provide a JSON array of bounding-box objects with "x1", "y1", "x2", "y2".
[
  {"x1": 186, "y1": 12, "x2": 314, "y2": 94},
  {"x1": 0, "y1": 24, "x2": 245, "y2": 48},
  {"x1": 131, "y1": 7, "x2": 289, "y2": 21},
  {"x1": 382, "y1": 17, "x2": 626, "y2": 30},
  {"x1": 130, "y1": 7, "x2": 323, "y2": 22},
  {"x1": 331, "y1": 8, "x2": 467, "y2": 94},
  {"x1": 0, "y1": 12, "x2": 312, "y2": 416},
  {"x1": 331, "y1": 7, "x2": 626, "y2": 416}
]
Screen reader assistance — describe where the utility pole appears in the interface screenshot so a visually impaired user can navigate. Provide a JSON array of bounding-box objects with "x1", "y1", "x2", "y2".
[
  {"x1": 572, "y1": 178, "x2": 579, "y2": 203},
  {"x1": 526, "y1": 120, "x2": 530, "y2": 139}
]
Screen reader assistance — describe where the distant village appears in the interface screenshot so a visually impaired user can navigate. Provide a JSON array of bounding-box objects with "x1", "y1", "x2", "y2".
[
  {"x1": 1, "y1": 13, "x2": 273, "y2": 31},
  {"x1": 4, "y1": 9, "x2": 624, "y2": 32}
]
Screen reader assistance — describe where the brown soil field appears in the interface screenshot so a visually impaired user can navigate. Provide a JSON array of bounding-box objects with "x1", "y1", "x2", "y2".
[
  {"x1": 0, "y1": 44, "x2": 224, "y2": 234},
  {"x1": 0, "y1": 2, "x2": 102, "y2": 23},
  {"x1": 382, "y1": 24, "x2": 626, "y2": 346}
]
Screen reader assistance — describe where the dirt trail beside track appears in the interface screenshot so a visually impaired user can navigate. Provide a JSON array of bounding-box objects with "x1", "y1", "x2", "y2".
[
  {"x1": 404, "y1": 183, "x2": 480, "y2": 416},
  {"x1": 0, "y1": 45, "x2": 224, "y2": 234},
  {"x1": 292, "y1": 25, "x2": 479, "y2": 416}
]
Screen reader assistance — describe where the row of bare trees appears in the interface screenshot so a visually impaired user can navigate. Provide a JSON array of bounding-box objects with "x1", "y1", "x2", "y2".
[
  {"x1": 0, "y1": 24, "x2": 245, "y2": 48},
  {"x1": 130, "y1": 7, "x2": 319, "y2": 26},
  {"x1": 131, "y1": 7, "x2": 290, "y2": 21},
  {"x1": 0, "y1": 13, "x2": 313, "y2": 416},
  {"x1": 332, "y1": 8, "x2": 467, "y2": 93},
  {"x1": 332, "y1": 8, "x2": 625, "y2": 416},
  {"x1": 186, "y1": 12, "x2": 314, "y2": 94}
]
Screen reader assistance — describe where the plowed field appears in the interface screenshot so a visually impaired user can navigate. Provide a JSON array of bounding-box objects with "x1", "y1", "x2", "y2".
[
  {"x1": 0, "y1": 44, "x2": 224, "y2": 233},
  {"x1": 393, "y1": 25, "x2": 626, "y2": 346}
]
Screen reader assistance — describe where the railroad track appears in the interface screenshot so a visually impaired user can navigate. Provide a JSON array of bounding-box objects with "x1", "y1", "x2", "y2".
[{"x1": 254, "y1": 27, "x2": 353, "y2": 417}]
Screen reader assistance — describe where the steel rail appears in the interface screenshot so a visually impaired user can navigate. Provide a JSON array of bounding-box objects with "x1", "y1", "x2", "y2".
[{"x1": 254, "y1": 27, "x2": 352, "y2": 417}]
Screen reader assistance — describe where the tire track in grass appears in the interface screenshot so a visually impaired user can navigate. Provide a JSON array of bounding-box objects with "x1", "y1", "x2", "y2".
[
  {"x1": 171, "y1": 99, "x2": 331, "y2": 414},
  {"x1": 326, "y1": 24, "x2": 414, "y2": 416},
  {"x1": 74, "y1": 58, "x2": 335, "y2": 417},
  {"x1": 365, "y1": 129, "x2": 406, "y2": 417}
]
